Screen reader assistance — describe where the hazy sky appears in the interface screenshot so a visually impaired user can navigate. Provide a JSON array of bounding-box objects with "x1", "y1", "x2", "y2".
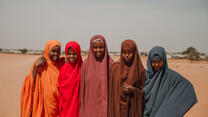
[{"x1": 0, "y1": 0, "x2": 208, "y2": 53}]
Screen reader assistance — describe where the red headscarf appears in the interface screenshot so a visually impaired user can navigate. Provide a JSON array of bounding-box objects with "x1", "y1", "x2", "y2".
[
  {"x1": 59, "y1": 41, "x2": 83, "y2": 117},
  {"x1": 79, "y1": 35, "x2": 114, "y2": 117}
]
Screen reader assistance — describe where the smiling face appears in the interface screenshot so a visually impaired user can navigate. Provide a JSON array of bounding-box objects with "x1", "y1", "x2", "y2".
[
  {"x1": 92, "y1": 40, "x2": 105, "y2": 61},
  {"x1": 151, "y1": 60, "x2": 163, "y2": 71},
  {"x1": 48, "y1": 45, "x2": 60, "y2": 62},
  {"x1": 67, "y1": 48, "x2": 78, "y2": 64},
  {"x1": 122, "y1": 47, "x2": 134, "y2": 65}
]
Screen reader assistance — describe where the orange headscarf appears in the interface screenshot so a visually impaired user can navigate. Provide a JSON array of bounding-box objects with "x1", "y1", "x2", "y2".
[{"x1": 21, "y1": 40, "x2": 64, "y2": 117}]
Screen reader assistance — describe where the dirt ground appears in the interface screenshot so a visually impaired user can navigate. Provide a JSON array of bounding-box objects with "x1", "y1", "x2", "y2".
[{"x1": 0, "y1": 53, "x2": 207, "y2": 117}]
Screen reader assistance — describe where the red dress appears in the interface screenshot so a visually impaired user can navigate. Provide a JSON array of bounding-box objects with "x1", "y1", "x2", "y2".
[{"x1": 58, "y1": 41, "x2": 82, "y2": 117}]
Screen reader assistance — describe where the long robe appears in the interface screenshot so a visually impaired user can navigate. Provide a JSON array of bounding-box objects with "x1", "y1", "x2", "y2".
[
  {"x1": 108, "y1": 40, "x2": 146, "y2": 117},
  {"x1": 21, "y1": 40, "x2": 64, "y2": 117},
  {"x1": 143, "y1": 46, "x2": 197, "y2": 117},
  {"x1": 79, "y1": 35, "x2": 114, "y2": 117},
  {"x1": 59, "y1": 41, "x2": 83, "y2": 117}
]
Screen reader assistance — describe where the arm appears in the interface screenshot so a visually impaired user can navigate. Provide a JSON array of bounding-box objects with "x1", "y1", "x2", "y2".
[
  {"x1": 123, "y1": 82, "x2": 136, "y2": 95},
  {"x1": 32, "y1": 56, "x2": 46, "y2": 86},
  {"x1": 123, "y1": 69, "x2": 146, "y2": 95}
]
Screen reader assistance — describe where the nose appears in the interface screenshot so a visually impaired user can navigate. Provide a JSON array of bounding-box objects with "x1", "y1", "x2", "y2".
[
  {"x1": 97, "y1": 47, "x2": 101, "y2": 52},
  {"x1": 70, "y1": 54, "x2": 74, "y2": 58}
]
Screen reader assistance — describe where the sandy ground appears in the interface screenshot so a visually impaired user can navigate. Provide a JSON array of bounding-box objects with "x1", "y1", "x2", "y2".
[{"x1": 0, "y1": 53, "x2": 207, "y2": 117}]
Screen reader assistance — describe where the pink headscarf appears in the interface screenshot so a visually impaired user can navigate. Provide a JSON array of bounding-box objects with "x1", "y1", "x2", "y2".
[
  {"x1": 59, "y1": 41, "x2": 83, "y2": 117},
  {"x1": 79, "y1": 35, "x2": 114, "y2": 117}
]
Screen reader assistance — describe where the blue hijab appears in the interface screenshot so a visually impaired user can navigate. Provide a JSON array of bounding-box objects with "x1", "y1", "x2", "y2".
[{"x1": 143, "y1": 46, "x2": 197, "y2": 117}]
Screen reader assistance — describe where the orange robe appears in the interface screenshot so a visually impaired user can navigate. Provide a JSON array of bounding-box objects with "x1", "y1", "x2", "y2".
[{"x1": 21, "y1": 40, "x2": 64, "y2": 117}]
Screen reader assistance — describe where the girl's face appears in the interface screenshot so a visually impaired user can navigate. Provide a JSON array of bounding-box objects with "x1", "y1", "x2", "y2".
[
  {"x1": 67, "y1": 48, "x2": 78, "y2": 64},
  {"x1": 49, "y1": 45, "x2": 60, "y2": 62},
  {"x1": 92, "y1": 41, "x2": 105, "y2": 60},
  {"x1": 122, "y1": 47, "x2": 134, "y2": 65},
  {"x1": 151, "y1": 60, "x2": 163, "y2": 71}
]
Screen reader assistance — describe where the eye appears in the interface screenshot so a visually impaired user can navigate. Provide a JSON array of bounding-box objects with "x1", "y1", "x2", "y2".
[{"x1": 100, "y1": 46, "x2": 104, "y2": 48}]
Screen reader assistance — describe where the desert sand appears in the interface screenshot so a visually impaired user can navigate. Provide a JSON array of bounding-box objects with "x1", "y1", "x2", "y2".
[{"x1": 0, "y1": 53, "x2": 207, "y2": 117}]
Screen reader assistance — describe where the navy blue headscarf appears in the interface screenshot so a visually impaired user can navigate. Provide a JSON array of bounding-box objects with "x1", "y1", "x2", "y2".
[{"x1": 143, "y1": 46, "x2": 197, "y2": 117}]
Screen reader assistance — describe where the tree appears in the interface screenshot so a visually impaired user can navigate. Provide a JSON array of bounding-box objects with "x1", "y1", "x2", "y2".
[
  {"x1": 0, "y1": 48, "x2": 2, "y2": 52},
  {"x1": 19, "y1": 48, "x2": 28, "y2": 54},
  {"x1": 182, "y1": 47, "x2": 200, "y2": 62},
  {"x1": 206, "y1": 55, "x2": 208, "y2": 61},
  {"x1": 140, "y1": 52, "x2": 148, "y2": 56}
]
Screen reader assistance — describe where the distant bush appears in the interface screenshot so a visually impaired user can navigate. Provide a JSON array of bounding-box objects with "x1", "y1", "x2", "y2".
[
  {"x1": 19, "y1": 48, "x2": 28, "y2": 54},
  {"x1": 140, "y1": 52, "x2": 148, "y2": 56},
  {"x1": 0, "y1": 48, "x2": 2, "y2": 52},
  {"x1": 206, "y1": 56, "x2": 208, "y2": 61},
  {"x1": 200, "y1": 53, "x2": 205, "y2": 56},
  {"x1": 182, "y1": 47, "x2": 200, "y2": 62}
]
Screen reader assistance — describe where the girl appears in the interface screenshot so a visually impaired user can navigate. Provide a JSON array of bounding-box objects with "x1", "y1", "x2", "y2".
[
  {"x1": 79, "y1": 35, "x2": 114, "y2": 117},
  {"x1": 108, "y1": 40, "x2": 145, "y2": 117},
  {"x1": 143, "y1": 46, "x2": 197, "y2": 117},
  {"x1": 59, "y1": 41, "x2": 83, "y2": 117},
  {"x1": 21, "y1": 40, "x2": 65, "y2": 117}
]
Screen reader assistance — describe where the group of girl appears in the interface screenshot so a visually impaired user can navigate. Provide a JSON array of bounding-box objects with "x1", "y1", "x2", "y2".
[{"x1": 20, "y1": 35, "x2": 197, "y2": 117}]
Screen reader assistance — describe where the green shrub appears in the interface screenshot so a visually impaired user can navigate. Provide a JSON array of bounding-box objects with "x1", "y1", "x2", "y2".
[{"x1": 19, "y1": 48, "x2": 28, "y2": 54}]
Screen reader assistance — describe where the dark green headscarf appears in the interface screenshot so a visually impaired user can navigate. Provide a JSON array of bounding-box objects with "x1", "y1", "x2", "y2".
[{"x1": 143, "y1": 46, "x2": 197, "y2": 117}]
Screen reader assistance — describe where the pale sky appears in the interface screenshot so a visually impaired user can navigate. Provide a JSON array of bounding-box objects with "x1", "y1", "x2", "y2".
[{"x1": 0, "y1": 0, "x2": 208, "y2": 53}]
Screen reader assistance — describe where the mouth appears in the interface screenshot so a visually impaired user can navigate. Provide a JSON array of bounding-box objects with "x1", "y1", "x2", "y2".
[
  {"x1": 69, "y1": 58, "x2": 75, "y2": 63},
  {"x1": 154, "y1": 67, "x2": 160, "y2": 71},
  {"x1": 96, "y1": 52, "x2": 103, "y2": 57},
  {"x1": 69, "y1": 59, "x2": 74, "y2": 62},
  {"x1": 126, "y1": 58, "x2": 131, "y2": 62},
  {"x1": 52, "y1": 55, "x2": 59, "y2": 61}
]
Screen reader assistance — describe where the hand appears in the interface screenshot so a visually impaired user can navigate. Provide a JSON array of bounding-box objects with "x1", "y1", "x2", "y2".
[
  {"x1": 123, "y1": 82, "x2": 135, "y2": 94},
  {"x1": 35, "y1": 56, "x2": 46, "y2": 67}
]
